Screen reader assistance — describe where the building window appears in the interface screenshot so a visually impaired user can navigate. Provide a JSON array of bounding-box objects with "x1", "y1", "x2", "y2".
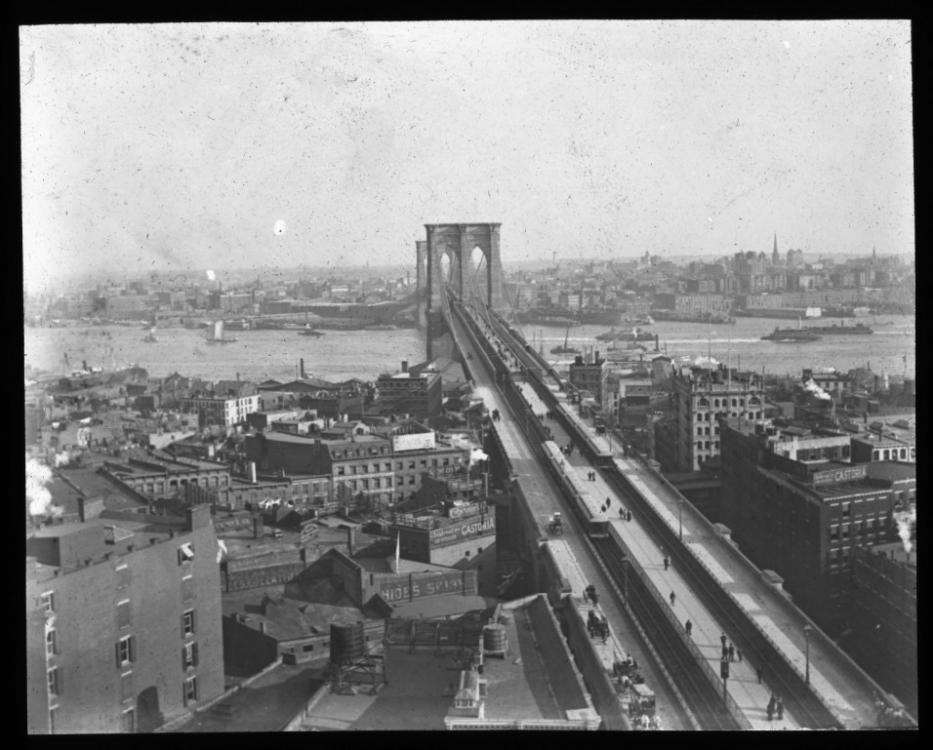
[
  {"x1": 117, "y1": 599, "x2": 131, "y2": 629},
  {"x1": 116, "y1": 635, "x2": 135, "y2": 667},
  {"x1": 182, "y1": 641, "x2": 199, "y2": 670},
  {"x1": 47, "y1": 667, "x2": 60, "y2": 696},
  {"x1": 181, "y1": 575, "x2": 195, "y2": 602},
  {"x1": 40, "y1": 591, "x2": 55, "y2": 614},
  {"x1": 116, "y1": 564, "x2": 131, "y2": 589},
  {"x1": 183, "y1": 676, "x2": 198, "y2": 706},
  {"x1": 120, "y1": 671, "x2": 134, "y2": 701},
  {"x1": 46, "y1": 629, "x2": 57, "y2": 657},
  {"x1": 178, "y1": 543, "x2": 195, "y2": 565},
  {"x1": 408, "y1": 461, "x2": 415, "y2": 470},
  {"x1": 182, "y1": 609, "x2": 196, "y2": 636},
  {"x1": 408, "y1": 476, "x2": 415, "y2": 485}
]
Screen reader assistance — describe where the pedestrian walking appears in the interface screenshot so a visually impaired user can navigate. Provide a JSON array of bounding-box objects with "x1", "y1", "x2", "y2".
[
  {"x1": 685, "y1": 620, "x2": 692, "y2": 636},
  {"x1": 720, "y1": 633, "x2": 727, "y2": 648},
  {"x1": 618, "y1": 508, "x2": 624, "y2": 518},
  {"x1": 728, "y1": 643, "x2": 735, "y2": 662},
  {"x1": 737, "y1": 647, "x2": 743, "y2": 662},
  {"x1": 776, "y1": 697, "x2": 784, "y2": 720},
  {"x1": 627, "y1": 510, "x2": 632, "y2": 522},
  {"x1": 669, "y1": 591, "x2": 676, "y2": 606},
  {"x1": 756, "y1": 667, "x2": 762, "y2": 684},
  {"x1": 663, "y1": 556, "x2": 670, "y2": 571},
  {"x1": 722, "y1": 644, "x2": 729, "y2": 660},
  {"x1": 766, "y1": 703, "x2": 773, "y2": 722}
]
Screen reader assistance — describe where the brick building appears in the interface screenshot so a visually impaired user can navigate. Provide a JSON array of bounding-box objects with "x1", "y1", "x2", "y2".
[
  {"x1": 180, "y1": 394, "x2": 260, "y2": 427},
  {"x1": 568, "y1": 354, "x2": 609, "y2": 407},
  {"x1": 375, "y1": 362, "x2": 443, "y2": 419},
  {"x1": 719, "y1": 420, "x2": 914, "y2": 633},
  {"x1": 671, "y1": 364, "x2": 766, "y2": 471},
  {"x1": 26, "y1": 505, "x2": 223, "y2": 733},
  {"x1": 244, "y1": 430, "x2": 470, "y2": 508}
]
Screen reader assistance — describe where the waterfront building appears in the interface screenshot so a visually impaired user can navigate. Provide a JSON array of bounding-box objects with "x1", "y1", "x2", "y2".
[
  {"x1": 26, "y1": 505, "x2": 223, "y2": 733},
  {"x1": 180, "y1": 394, "x2": 260, "y2": 427},
  {"x1": 568, "y1": 353, "x2": 609, "y2": 408}
]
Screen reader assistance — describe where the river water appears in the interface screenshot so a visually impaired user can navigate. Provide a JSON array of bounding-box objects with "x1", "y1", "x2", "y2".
[{"x1": 24, "y1": 314, "x2": 914, "y2": 383}]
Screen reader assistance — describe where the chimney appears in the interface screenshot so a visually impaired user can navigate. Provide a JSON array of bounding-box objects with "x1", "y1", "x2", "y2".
[
  {"x1": 259, "y1": 621, "x2": 266, "y2": 635},
  {"x1": 346, "y1": 525, "x2": 355, "y2": 555},
  {"x1": 401, "y1": 361, "x2": 408, "y2": 373},
  {"x1": 300, "y1": 358, "x2": 306, "y2": 379},
  {"x1": 249, "y1": 461, "x2": 258, "y2": 484}
]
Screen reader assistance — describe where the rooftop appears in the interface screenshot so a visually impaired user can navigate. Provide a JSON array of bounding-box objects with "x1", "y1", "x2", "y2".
[{"x1": 175, "y1": 663, "x2": 325, "y2": 733}]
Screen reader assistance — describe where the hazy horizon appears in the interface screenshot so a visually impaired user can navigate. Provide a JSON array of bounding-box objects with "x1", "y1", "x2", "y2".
[{"x1": 21, "y1": 21, "x2": 914, "y2": 295}]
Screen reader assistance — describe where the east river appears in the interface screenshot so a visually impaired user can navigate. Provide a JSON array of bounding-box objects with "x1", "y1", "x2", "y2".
[{"x1": 24, "y1": 314, "x2": 914, "y2": 383}]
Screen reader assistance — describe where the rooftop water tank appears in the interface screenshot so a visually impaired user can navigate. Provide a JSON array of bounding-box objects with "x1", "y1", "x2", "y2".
[{"x1": 330, "y1": 621, "x2": 365, "y2": 665}]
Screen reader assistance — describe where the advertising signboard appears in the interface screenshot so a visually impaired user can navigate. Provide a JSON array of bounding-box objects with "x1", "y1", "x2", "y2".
[
  {"x1": 429, "y1": 514, "x2": 495, "y2": 547},
  {"x1": 379, "y1": 571, "x2": 466, "y2": 602},
  {"x1": 392, "y1": 432, "x2": 436, "y2": 453}
]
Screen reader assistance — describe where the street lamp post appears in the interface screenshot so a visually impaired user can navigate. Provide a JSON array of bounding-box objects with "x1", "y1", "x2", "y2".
[{"x1": 803, "y1": 624, "x2": 813, "y2": 685}]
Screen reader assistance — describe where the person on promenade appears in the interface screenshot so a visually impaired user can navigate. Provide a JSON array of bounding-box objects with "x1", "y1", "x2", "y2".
[
  {"x1": 685, "y1": 620, "x2": 692, "y2": 636},
  {"x1": 720, "y1": 633, "x2": 727, "y2": 648},
  {"x1": 669, "y1": 591, "x2": 676, "y2": 606},
  {"x1": 728, "y1": 643, "x2": 735, "y2": 662},
  {"x1": 663, "y1": 556, "x2": 670, "y2": 571},
  {"x1": 756, "y1": 666, "x2": 763, "y2": 684},
  {"x1": 776, "y1": 697, "x2": 784, "y2": 720}
]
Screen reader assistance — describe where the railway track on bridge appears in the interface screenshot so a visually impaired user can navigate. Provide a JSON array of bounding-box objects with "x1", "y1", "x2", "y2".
[{"x1": 464, "y1": 297, "x2": 842, "y2": 730}]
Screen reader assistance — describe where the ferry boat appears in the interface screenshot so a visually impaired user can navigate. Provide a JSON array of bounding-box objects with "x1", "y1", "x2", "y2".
[
  {"x1": 595, "y1": 327, "x2": 656, "y2": 343},
  {"x1": 761, "y1": 327, "x2": 821, "y2": 343},
  {"x1": 803, "y1": 322, "x2": 873, "y2": 336}
]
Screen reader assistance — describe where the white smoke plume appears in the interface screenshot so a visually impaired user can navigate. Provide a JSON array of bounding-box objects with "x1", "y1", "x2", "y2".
[
  {"x1": 216, "y1": 539, "x2": 228, "y2": 564},
  {"x1": 26, "y1": 457, "x2": 57, "y2": 517},
  {"x1": 205, "y1": 269, "x2": 216, "y2": 282},
  {"x1": 447, "y1": 434, "x2": 473, "y2": 451},
  {"x1": 469, "y1": 448, "x2": 489, "y2": 467},
  {"x1": 893, "y1": 506, "x2": 916, "y2": 555},
  {"x1": 802, "y1": 378, "x2": 832, "y2": 401}
]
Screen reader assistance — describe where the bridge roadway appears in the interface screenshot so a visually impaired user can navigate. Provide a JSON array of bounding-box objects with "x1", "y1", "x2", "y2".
[
  {"x1": 472, "y1": 303, "x2": 901, "y2": 730},
  {"x1": 515, "y1": 379, "x2": 801, "y2": 730},
  {"x1": 445, "y1": 302, "x2": 694, "y2": 730}
]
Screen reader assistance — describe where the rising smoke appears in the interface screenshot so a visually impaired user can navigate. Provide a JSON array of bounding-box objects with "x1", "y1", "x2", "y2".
[
  {"x1": 893, "y1": 506, "x2": 916, "y2": 555},
  {"x1": 802, "y1": 378, "x2": 833, "y2": 401},
  {"x1": 26, "y1": 456, "x2": 62, "y2": 518},
  {"x1": 469, "y1": 448, "x2": 489, "y2": 467}
]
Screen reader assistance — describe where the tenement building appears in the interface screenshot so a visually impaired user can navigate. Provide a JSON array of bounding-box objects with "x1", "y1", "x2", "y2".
[
  {"x1": 26, "y1": 505, "x2": 223, "y2": 733},
  {"x1": 671, "y1": 363, "x2": 766, "y2": 471},
  {"x1": 375, "y1": 362, "x2": 442, "y2": 419},
  {"x1": 719, "y1": 419, "x2": 914, "y2": 633},
  {"x1": 180, "y1": 394, "x2": 260, "y2": 427}
]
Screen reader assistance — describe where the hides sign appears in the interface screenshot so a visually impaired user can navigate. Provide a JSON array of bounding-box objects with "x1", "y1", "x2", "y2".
[{"x1": 379, "y1": 571, "x2": 465, "y2": 602}]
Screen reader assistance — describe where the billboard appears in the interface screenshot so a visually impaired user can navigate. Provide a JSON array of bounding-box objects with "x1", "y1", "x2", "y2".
[
  {"x1": 392, "y1": 432, "x2": 436, "y2": 453},
  {"x1": 429, "y1": 513, "x2": 495, "y2": 547}
]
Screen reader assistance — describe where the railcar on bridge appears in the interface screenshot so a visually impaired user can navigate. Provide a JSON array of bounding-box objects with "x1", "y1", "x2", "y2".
[{"x1": 541, "y1": 440, "x2": 611, "y2": 538}]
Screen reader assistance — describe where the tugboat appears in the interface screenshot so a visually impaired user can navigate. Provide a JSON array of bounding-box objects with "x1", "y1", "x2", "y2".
[
  {"x1": 550, "y1": 325, "x2": 580, "y2": 355},
  {"x1": 299, "y1": 324, "x2": 324, "y2": 337}
]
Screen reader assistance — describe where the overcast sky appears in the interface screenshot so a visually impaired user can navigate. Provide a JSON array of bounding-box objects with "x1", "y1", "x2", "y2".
[{"x1": 20, "y1": 20, "x2": 913, "y2": 292}]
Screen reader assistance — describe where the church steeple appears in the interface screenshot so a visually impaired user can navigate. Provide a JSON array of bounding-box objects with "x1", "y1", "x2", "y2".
[{"x1": 772, "y1": 233, "x2": 779, "y2": 265}]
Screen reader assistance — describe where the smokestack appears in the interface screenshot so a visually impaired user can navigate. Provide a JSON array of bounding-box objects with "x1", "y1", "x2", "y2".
[
  {"x1": 300, "y1": 358, "x2": 306, "y2": 379},
  {"x1": 249, "y1": 461, "x2": 257, "y2": 484},
  {"x1": 401, "y1": 361, "x2": 408, "y2": 373}
]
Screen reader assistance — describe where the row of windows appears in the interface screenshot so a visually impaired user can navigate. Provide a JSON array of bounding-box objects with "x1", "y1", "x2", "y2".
[
  {"x1": 696, "y1": 425, "x2": 721, "y2": 436},
  {"x1": 141, "y1": 475, "x2": 228, "y2": 494},
  {"x1": 695, "y1": 440, "x2": 720, "y2": 451},
  {"x1": 335, "y1": 457, "x2": 455, "y2": 475},
  {"x1": 696, "y1": 396, "x2": 761, "y2": 409}
]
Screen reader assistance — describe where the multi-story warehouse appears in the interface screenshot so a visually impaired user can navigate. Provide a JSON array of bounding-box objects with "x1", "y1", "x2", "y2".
[
  {"x1": 26, "y1": 505, "x2": 223, "y2": 733},
  {"x1": 180, "y1": 394, "x2": 260, "y2": 427},
  {"x1": 670, "y1": 364, "x2": 766, "y2": 471},
  {"x1": 375, "y1": 362, "x2": 442, "y2": 419},
  {"x1": 719, "y1": 419, "x2": 914, "y2": 633},
  {"x1": 244, "y1": 430, "x2": 470, "y2": 508},
  {"x1": 97, "y1": 453, "x2": 232, "y2": 507}
]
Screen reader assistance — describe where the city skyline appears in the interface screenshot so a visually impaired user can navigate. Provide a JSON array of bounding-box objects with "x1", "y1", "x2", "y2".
[{"x1": 21, "y1": 21, "x2": 913, "y2": 293}]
